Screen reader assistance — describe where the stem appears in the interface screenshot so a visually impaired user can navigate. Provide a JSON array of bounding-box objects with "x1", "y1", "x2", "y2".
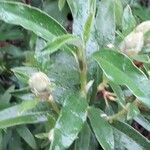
[
  {"x1": 108, "y1": 103, "x2": 130, "y2": 123},
  {"x1": 48, "y1": 96, "x2": 60, "y2": 114},
  {"x1": 77, "y1": 45, "x2": 87, "y2": 98}
]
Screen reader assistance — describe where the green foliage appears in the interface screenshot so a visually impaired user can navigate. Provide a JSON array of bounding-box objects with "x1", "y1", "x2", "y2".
[{"x1": 0, "y1": 0, "x2": 150, "y2": 150}]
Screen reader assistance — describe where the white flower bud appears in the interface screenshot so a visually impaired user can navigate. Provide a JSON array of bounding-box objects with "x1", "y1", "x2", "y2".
[
  {"x1": 29, "y1": 72, "x2": 51, "y2": 99},
  {"x1": 119, "y1": 31, "x2": 144, "y2": 56},
  {"x1": 119, "y1": 21, "x2": 150, "y2": 56},
  {"x1": 135, "y1": 21, "x2": 150, "y2": 34}
]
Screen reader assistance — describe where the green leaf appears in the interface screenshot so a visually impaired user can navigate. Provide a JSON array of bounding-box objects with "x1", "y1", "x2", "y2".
[
  {"x1": 35, "y1": 132, "x2": 49, "y2": 139},
  {"x1": 88, "y1": 107, "x2": 114, "y2": 150},
  {"x1": 43, "y1": 0, "x2": 69, "y2": 26},
  {"x1": 8, "y1": 132, "x2": 23, "y2": 150},
  {"x1": 0, "y1": 85, "x2": 15, "y2": 107},
  {"x1": 131, "y1": 54, "x2": 150, "y2": 63},
  {"x1": 109, "y1": 82, "x2": 126, "y2": 108},
  {"x1": 0, "y1": 100, "x2": 50, "y2": 129},
  {"x1": 0, "y1": 130, "x2": 2, "y2": 150},
  {"x1": 127, "y1": 103, "x2": 140, "y2": 120},
  {"x1": 112, "y1": 120, "x2": 150, "y2": 150},
  {"x1": 49, "y1": 51, "x2": 79, "y2": 104},
  {"x1": 0, "y1": 1, "x2": 66, "y2": 41},
  {"x1": 74, "y1": 123, "x2": 91, "y2": 150},
  {"x1": 114, "y1": 128, "x2": 143, "y2": 150},
  {"x1": 134, "y1": 115, "x2": 150, "y2": 132},
  {"x1": 0, "y1": 26, "x2": 24, "y2": 40},
  {"x1": 114, "y1": 0, "x2": 123, "y2": 27},
  {"x1": 58, "y1": 0, "x2": 66, "y2": 11},
  {"x1": 67, "y1": 0, "x2": 88, "y2": 35},
  {"x1": 82, "y1": 13, "x2": 94, "y2": 43},
  {"x1": 96, "y1": 0, "x2": 116, "y2": 46},
  {"x1": 16, "y1": 126, "x2": 38, "y2": 149},
  {"x1": 42, "y1": 34, "x2": 79, "y2": 55},
  {"x1": 122, "y1": 5, "x2": 136, "y2": 34},
  {"x1": 12, "y1": 66, "x2": 38, "y2": 84},
  {"x1": 67, "y1": 0, "x2": 98, "y2": 56},
  {"x1": 93, "y1": 49, "x2": 150, "y2": 108},
  {"x1": 49, "y1": 93, "x2": 88, "y2": 150}
]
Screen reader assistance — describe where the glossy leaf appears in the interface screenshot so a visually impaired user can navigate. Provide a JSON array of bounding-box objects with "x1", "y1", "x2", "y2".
[
  {"x1": 43, "y1": 0, "x2": 69, "y2": 26},
  {"x1": 0, "y1": 100, "x2": 50, "y2": 129},
  {"x1": 127, "y1": 103, "x2": 140, "y2": 120},
  {"x1": 0, "y1": 85, "x2": 15, "y2": 108},
  {"x1": 67, "y1": 0, "x2": 89, "y2": 35},
  {"x1": 109, "y1": 82, "x2": 126, "y2": 108},
  {"x1": 42, "y1": 34, "x2": 79, "y2": 55},
  {"x1": 88, "y1": 107, "x2": 114, "y2": 150},
  {"x1": 49, "y1": 52, "x2": 79, "y2": 104},
  {"x1": 93, "y1": 49, "x2": 150, "y2": 108},
  {"x1": 122, "y1": 5, "x2": 136, "y2": 34},
  {"x1": 112, "y1": 120, "x2": 150, "y2": 150},
  {"x1": 114, "y1": 128, "x2": 143, "y2": 150},
  {"x1": 114, "y1": 0, "x2": 123, "y2": 26},
  {"x1": 58, "y1": 0, "x2": 66, "y2": 11},
  {"x1": 49, "y1": 93, "x2": 88, "y2": 150},
  {"x1": 16, "y1": 126, "x2": 38, "y2": 149},
  {"x1": 134, "y1": 115, "x2": 150, "y2": 132},
  {"x1": 0, "y1": 1, "x2": 66, "y2": 41},
  {"x1": 131, "y1": 54, "x2": 150, "y2": 63},
  {"x1": 74, "y1": 123, "x2": 91, "y2": 150},
  {"x1": 12, "y1": 66, "x2": 38, "y2": 84},
  {"x1": 67, "y1": 0, "x2": 98, "y2": 56},
  {"x1": 96, "y1": 0, "x2": 115, "y2": 46},
  {"x1": 82, "y1": 13, "x2": 94, "y2": 43}
]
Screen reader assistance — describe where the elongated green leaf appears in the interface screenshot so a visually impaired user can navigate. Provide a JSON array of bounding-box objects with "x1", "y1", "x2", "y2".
[
  {"x1": 0, "y1": 100, "x2": 50, "y2": 129},
  {"x1": 0, "y1": 1, "x2": 66, "y2": 41},
  {"x1": 82, "y1": 13, "x2": 94, "y2": 43},
  {"x1": 88, "y1": 107, "x2": 114, "y2": 150},
  {"x1": 114, "y1": 128, "x2": 143, "y2": 150},
  {"x1": 67, "y1": 0, "x2": 98, "y2": 56},
  {"x1": 96, "y1": 0, "x2": 116, "y2": 46},
  {"x1": 109, "y1": 82, "x2": 126, "y2": 108},
  {"x1": 74, "y1": 123, "x2": 91, "y2": 150},
  {"x1": 112, "y1": 120, "x2": 150, "y2": 150},
  {"x1": 132, "y1": 54, "x2": 150, "y2": 63},
  {"x1": 93, "y1": 49, "x2": 150, "y2": 108},
  {"x1": 0, "y1": 130, "x2": 2, "y2": 150},
  {"x1": 127, "y1": 103, "x2": 140, "y2": 120},
  {"x1": 42, "y1": 34, "x2": 79, "y2": 55},
  {"x1": 50, "y1": 93, "x2": 88, "y2": 150},
  {"x1": 134, "y1": 115, "x2": 150, "y2": 132},
  {"x1": 122, "y1": 5, "x2": 136, "y2": 34},
  {"x1": 12, "y1": 66, "x2": 38, "y2": 84},
  {"x1": 58, "y1": 0, "x2": 66, "y2": 11},
  {"x1": 0, "y1": 85, "x2": 15, "y2": 107},
  {"x1": 17, "y1": 126, "x2": 37, "y2": 149},
  {"x1": 114, "y1": 0, "x2": 123, "y2": 26}
]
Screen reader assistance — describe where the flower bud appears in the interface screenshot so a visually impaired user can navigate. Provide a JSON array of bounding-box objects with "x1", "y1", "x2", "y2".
[
  {"x1": 29, "y1": 72, "x2": 51, "y2": 99},
  {"x1": 135, "y1": 21, "x2": 150, "y2": 34},
  {"x1": 119, "y1": 31, "x2": 144, "y2": 56}
]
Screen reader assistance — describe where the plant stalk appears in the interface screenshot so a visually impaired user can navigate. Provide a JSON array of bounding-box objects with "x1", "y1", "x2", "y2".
[
  {"x1": 108, "y1": 103, "x2": 130, "y2": 123},
  {"x1": 77, "y1": 45, "x2": 87, "y2": 98}
]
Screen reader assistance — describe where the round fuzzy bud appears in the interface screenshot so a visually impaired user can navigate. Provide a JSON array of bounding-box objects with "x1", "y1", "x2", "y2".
[
  {"x1": 135, "y1": 21, "x2": 150, "y2": 34},
  {"x1": 29, "y1": 72, "x2": 50, "y2": 99},
  {"x1": 119, "y1": 31, "x2": 144, "y2": 56}
]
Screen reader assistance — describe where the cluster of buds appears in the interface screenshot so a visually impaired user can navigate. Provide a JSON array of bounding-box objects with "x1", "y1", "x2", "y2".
[
  {"x1": 28, "y1": 72, "x2": 51, "y2": 100},
  {"x1": 120, "y1": 21, "x2": 150, "y2": 56}
]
